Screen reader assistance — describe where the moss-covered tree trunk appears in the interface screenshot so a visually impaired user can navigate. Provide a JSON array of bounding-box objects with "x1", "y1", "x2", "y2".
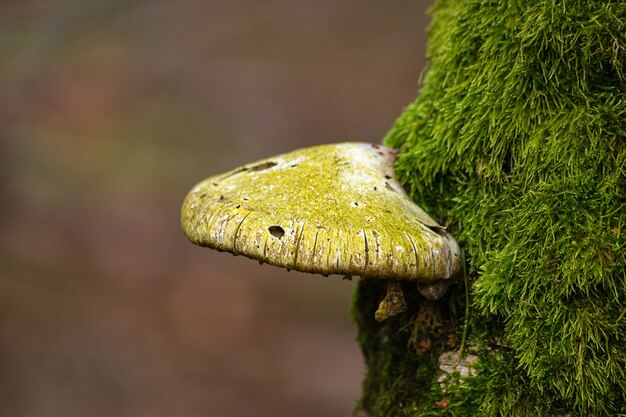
[{"x1": 353, "y1": 1, "x2": 625, "y2": 415}]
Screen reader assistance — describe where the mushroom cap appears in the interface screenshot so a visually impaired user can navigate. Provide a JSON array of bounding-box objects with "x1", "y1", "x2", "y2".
[{"x1": 181, "y1": 142, "x2": 461, "y2": 282}]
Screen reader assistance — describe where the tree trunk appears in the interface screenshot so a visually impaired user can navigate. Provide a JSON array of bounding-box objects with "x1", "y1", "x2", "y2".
[{"x1": 353, "y1": 1, "x2": 626, "y2": 415}]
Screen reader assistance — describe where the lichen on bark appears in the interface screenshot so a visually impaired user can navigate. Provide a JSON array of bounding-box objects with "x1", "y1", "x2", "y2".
[{"x1": 354, "y1": 0, "x2": 626, "y2": 415}]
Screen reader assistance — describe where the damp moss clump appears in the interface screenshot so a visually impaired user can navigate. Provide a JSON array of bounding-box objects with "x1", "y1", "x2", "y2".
[{"x1": 355, "y1": 0, "x2": 626, "y2": 415}]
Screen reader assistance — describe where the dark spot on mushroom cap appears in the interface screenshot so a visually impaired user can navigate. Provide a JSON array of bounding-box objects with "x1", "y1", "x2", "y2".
[
  {"x1": 224, "y1": 161, "x2": 278, "y2": 180},
  {"x1": 268, "y1": 225, "x2": 285, "y2": 238},
  {"x1": 428, "y1": 225, "x2": 448, "y2": 237},
  {"x1": 248, "y1": 161, "x2": 277, "y2": 172}
]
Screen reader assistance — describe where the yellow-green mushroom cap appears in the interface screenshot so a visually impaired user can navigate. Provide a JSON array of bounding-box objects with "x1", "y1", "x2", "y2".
[{"x1": 182, "y1": 142, "x2": 461, "y2": 285}]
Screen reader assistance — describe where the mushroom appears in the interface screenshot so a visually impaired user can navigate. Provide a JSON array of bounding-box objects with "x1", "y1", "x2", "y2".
[{"x1": 181, "y1": 142, "x2": 462, "y2": 321}]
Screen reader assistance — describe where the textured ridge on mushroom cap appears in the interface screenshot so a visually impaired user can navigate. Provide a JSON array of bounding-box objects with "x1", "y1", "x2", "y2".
[{"x1": 181, "y1": 142, "x2": 461, "y2": 282}]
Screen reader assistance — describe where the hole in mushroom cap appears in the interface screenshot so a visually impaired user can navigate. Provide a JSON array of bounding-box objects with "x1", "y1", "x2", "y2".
[
  {"x1": 268, "y1": 225, "x2": 285, "y2": 239},
  {"x1": 224, "y1": 161, "x2": 278, "y2": 179},
  {"x1": 248, "y1": 161, "x2": 277, "y2": 172},
  {"x1": 428, "y1": 225, "x2": 448, "y2": 237}
]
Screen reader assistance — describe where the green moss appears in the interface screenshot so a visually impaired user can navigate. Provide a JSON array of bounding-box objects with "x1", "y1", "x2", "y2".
[{"x1": 355, "y1": 0, "x2": 626, "y2": 415}]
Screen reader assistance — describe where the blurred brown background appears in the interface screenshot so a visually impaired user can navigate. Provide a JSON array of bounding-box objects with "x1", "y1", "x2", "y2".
[{"x1": 0, "y1": 1, "x2": 429, "y2": 416}]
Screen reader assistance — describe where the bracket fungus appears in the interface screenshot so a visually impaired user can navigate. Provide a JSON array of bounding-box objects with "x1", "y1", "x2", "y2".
[{"x1": 181, "y1": 142, "x2": 462, "y2": 321}]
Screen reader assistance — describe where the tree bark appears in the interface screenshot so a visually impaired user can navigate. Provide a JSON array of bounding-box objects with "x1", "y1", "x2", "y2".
[{"x1": 354, "y1": 1, "x2": 626, "y2": 415}]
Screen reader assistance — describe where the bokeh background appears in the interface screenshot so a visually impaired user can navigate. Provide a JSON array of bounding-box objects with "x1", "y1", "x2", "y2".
[{"x1": 0, "y1": 1, "x2": 429, "y2": 416}]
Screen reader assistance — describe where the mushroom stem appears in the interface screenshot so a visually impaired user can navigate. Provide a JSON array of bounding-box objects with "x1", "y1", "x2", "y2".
[
  {"x1": 417, "y1": 280, "x2": 452, "y2": 301},
  {"x1": 374, "y1": 280, "x2": 407, "y2": 322}
]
